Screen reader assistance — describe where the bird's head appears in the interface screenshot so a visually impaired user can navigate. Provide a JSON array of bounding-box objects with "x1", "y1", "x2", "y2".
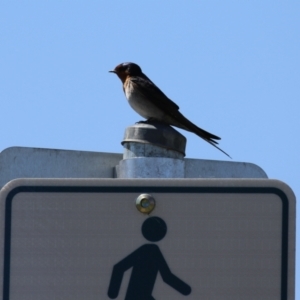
[{"x1": 109, "y1": 62, "x2": 142, "y2": 82}]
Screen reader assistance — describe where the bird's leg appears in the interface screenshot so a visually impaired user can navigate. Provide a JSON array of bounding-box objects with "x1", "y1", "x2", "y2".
[
  {"x1": 135, "y1": 120, "x2": 149, "y2": 124},
  {"x1": 135, "y1": 118, "x2": 158, "y2": 124},
  {"x1": 136, "y1": 119, "x2": 172, "y2": 129}
]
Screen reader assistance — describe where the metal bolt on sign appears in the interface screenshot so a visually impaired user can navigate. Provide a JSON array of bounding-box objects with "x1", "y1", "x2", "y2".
[{"x1": 136, "y1": 194, "x2": 156, "y2": 214}]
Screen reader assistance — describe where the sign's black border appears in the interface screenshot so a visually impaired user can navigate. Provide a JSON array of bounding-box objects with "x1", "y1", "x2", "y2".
[{"x1": 2, "y1": 185, "x2": 289, "y2": 299}]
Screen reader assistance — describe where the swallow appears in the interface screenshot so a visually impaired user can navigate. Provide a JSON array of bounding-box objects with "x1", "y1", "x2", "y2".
[{"x1": 109, "y1": 62, "x2": 231, "y2": 158}]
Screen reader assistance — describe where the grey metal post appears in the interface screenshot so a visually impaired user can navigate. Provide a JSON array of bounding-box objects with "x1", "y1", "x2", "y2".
[{"x1": 116, "y1": 122, "x2": 187, "y2": 178}]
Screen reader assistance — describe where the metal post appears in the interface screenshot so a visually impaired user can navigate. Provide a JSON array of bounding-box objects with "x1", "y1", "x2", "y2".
[{"x1": 116, "y1": 121, "x2": 187, "y2": 178}]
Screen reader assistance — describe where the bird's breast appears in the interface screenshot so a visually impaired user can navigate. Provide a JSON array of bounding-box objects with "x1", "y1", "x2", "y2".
[{"x1": 124, "y1": 80, "x2": 165, "y2": 120}]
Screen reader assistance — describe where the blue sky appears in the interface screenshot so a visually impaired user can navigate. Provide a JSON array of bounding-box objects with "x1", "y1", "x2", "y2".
[{"x1": 1, "y1": 1, "x2": 299, "y2": 297}]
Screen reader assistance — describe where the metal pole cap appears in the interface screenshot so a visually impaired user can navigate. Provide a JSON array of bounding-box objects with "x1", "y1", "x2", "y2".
[{"x1": 121, "y1": 121, "x2": 186, "y2": 156}]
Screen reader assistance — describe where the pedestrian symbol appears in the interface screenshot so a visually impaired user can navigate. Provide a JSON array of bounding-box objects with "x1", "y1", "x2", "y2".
[{"x1": 107, "y1": 216, "x2": 191, "y2": 299}]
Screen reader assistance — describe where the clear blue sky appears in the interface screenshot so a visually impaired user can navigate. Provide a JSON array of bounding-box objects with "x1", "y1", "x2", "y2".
[{"x1": 1, "y1": 1, "x2": 299, "y2": 297}]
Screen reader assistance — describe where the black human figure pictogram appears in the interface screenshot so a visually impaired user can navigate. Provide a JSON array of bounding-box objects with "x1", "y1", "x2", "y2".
[{"x1": 107, "y1": 216, "x2": 191, "y2": 299}]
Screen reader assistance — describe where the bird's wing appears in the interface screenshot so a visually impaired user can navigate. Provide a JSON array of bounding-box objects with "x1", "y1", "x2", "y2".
[
  {"x1": 130, "y1": 75, "x2": 180, "y2": 113},
  {"x1": 130, "y1": 74, "x2": 230, "y2": 157}
]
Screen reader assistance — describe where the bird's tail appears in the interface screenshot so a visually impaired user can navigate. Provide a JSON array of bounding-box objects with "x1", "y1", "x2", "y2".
[
  {"x1": 169, "y1": 112, "x2": 232, "y2": 158},
  {"x1": 202, "y1": 137, "x2": 232, "y2": 158}
]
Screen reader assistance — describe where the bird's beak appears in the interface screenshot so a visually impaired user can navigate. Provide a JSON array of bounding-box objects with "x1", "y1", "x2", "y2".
[{"x1": 109, "y1": 70, "x2": 116, "y2": 73}]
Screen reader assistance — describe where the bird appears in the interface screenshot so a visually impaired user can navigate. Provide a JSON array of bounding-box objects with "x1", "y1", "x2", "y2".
[{"x1": 109, "y1": 62, "x2": 231, "y2": 158}]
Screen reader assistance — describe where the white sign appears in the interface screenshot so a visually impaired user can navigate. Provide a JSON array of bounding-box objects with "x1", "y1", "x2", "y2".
[{"x1": 0, "y1": 179, "x2": 295, "y2": 300}]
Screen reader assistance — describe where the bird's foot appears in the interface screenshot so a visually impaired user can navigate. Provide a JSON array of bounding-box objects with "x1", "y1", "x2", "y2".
[
  {"x1": 135, "y1": 119, "x2": 170, "y2": 128},
  {"x1": 135, "y1": 120, "x2": 149, "y2": 124},
  {"x1": 137, "y1": 118, "x2": 168, "y2": 125},
  {"x1": 135, "y1": 118, "x2": 159, "y2": 124}
]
